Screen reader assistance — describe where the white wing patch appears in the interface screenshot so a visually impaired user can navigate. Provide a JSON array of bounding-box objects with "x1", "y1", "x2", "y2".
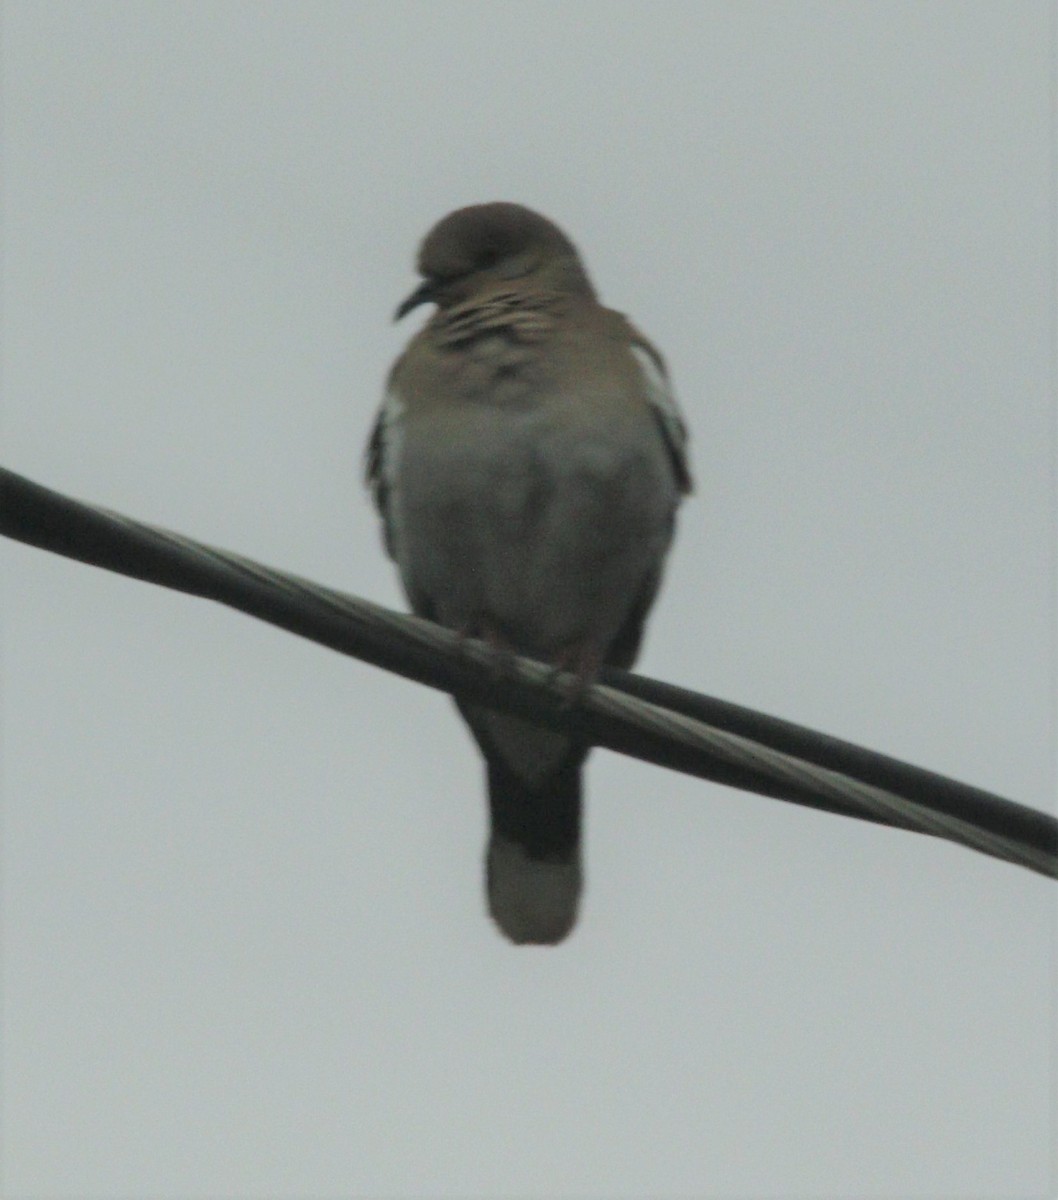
[
  {"x1": 366, "y1": 387, "x2": 406, "y2": 560},
  {"x1": 629, "y1": 343, "x2": 693, "y2": 494}
]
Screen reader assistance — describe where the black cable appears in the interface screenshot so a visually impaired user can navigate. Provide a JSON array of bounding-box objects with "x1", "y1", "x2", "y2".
[{"x1": 3, "y1": 465, "x2": 1054, "y2": 876}]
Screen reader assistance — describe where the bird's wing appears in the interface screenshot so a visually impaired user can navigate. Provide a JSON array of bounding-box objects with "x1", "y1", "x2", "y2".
[
  {"x1": 364, "y1": 384, "x2": 405, "y2": 561},
  {"x1": 628, "y1": 338, "x2": 694, "y2": 496}
]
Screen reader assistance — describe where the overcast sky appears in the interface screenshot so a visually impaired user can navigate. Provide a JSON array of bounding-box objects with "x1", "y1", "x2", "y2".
[{"x1": 2, "y1": 3, "x2": 1054, "y2": 1196}]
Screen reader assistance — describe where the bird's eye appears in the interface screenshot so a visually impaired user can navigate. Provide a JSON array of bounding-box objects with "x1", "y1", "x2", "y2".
[{"x1": 478, "y1": 246, "x2": 501, "y2": 268}]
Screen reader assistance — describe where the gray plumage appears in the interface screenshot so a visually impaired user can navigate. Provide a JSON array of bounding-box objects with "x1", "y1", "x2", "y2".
[{"x1": 367, "y1": 202, "x2": 690, "y2": 943}]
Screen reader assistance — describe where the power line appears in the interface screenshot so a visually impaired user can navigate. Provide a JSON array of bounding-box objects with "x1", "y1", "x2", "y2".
[{"x1": 2, "y1": 465, "x2": 1055, "y2": 878}]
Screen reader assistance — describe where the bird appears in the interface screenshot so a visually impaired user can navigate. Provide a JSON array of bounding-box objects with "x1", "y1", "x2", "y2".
[{"x1": 366, "y1": 202, "x2": 691, "y2": 944}]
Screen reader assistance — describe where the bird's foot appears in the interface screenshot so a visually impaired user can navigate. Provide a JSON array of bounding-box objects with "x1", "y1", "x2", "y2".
[
  {"x1": 546, "y1": 641, "x2": 603, "y2": 709},
  {"x1": 456, "y1": 621, "x2": 516, "y2": 682}
]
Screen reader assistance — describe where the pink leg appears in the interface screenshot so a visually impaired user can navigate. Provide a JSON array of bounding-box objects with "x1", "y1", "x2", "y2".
[
  {"x1": 548, "y1": 638, "x2": 604, "y2": 703},
  {"x1": 465, "y1": 620, "x2": 516, "y2": 679}
]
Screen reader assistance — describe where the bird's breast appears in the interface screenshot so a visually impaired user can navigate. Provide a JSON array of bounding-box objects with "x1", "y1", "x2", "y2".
[{"x1": 393, "y1": 397, "x2": 675, "y2": 654}]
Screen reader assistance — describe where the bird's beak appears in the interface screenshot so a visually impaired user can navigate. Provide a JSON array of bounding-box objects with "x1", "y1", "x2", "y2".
[{"x1": 394, "y1": 279, "x2": 438, "y2": 321}]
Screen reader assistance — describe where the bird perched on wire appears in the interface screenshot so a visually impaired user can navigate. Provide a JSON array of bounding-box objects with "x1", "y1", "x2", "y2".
[{"x1": 367, "y1": 202, "x2": 692, "y2": 944}]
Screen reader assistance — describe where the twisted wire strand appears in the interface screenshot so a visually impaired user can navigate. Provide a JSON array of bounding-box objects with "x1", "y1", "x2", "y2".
[{"x1": 3, "y1": 466, "x2": 1054, "y2": 879}]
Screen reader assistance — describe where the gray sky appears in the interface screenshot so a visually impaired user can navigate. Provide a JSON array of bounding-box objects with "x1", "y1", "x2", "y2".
[{"x1": 2, "y1": 3, "x2": 1054, "y2": 1196}]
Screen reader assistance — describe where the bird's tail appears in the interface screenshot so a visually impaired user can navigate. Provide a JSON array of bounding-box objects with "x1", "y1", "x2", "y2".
[{"x1": 484, "y1": 750, "x2": 583, "y2": 945}]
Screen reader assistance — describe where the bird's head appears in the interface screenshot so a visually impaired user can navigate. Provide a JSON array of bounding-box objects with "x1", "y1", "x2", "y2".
[{"x1": 395, "y1": 202, "x2": 595, "y2": 319}]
